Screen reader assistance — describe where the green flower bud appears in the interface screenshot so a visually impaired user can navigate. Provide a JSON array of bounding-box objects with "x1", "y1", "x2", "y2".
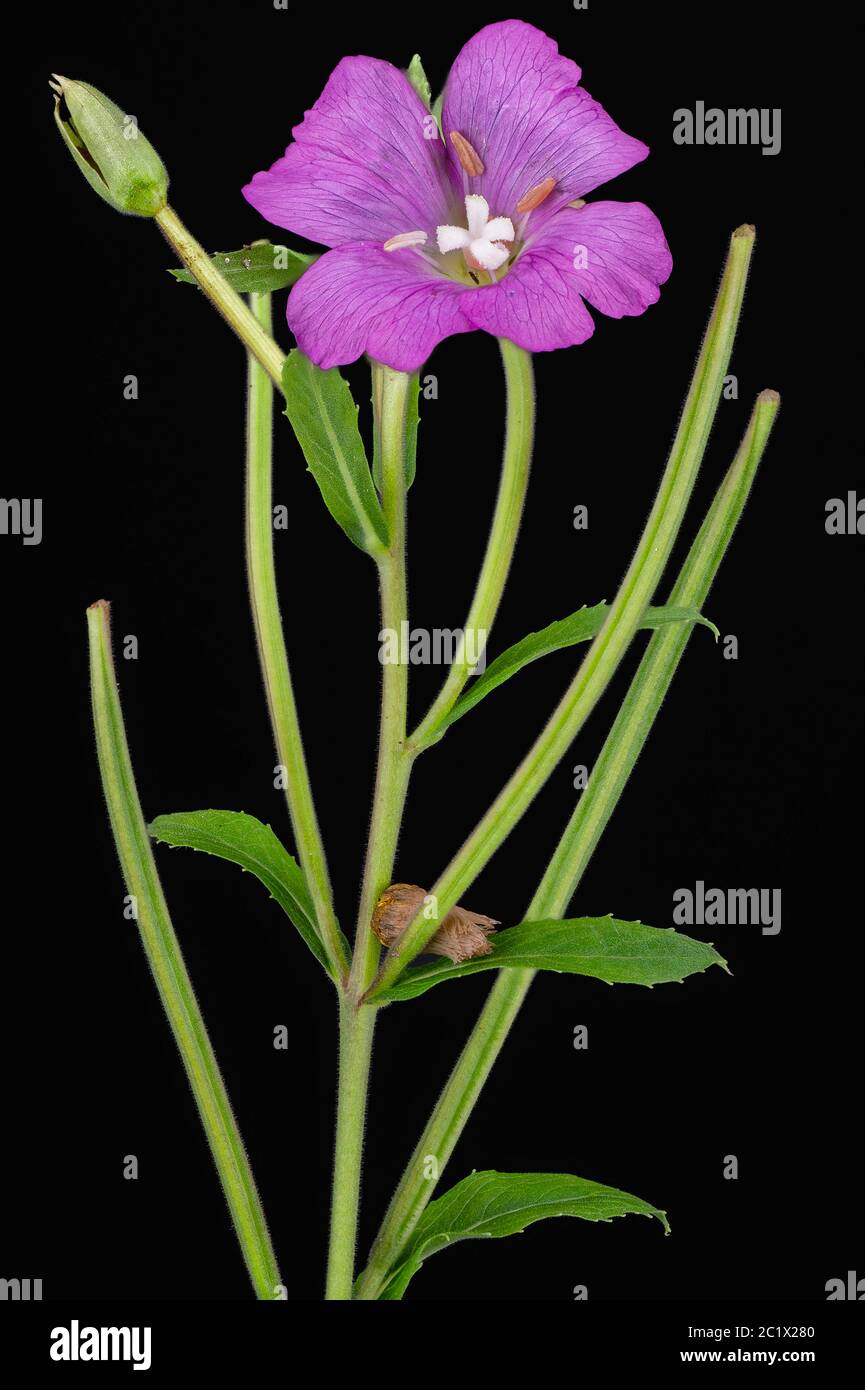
[{"x1": 51, "y1": 75, "x2": 168, "y2": 217}]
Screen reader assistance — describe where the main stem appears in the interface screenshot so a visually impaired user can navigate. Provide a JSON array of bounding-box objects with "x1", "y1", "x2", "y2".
[
  {"x1": 328, "y1": 344, "x2": 535, "y2": 1294},
  {"x1": 325, "y1": 999, "x2": 377, "y2": 1299},
  {"x1": 246, "y1": 290, "x2": 346, "y2": 978},
  {"x1": 326, "y1": 365, "x2": 411, "y2": 1299},
  {"x1": 349, "y1": 366, "x2": 413, "y2": 995}
]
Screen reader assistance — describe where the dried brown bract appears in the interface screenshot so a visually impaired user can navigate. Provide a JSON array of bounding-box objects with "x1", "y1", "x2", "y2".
[{"x1": 372, "y1": 883, "x2": 499, "y2": 964}]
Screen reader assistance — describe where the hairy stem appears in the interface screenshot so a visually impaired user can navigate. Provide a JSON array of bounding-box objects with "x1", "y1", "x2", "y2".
[
  {"x1": 409, "y1": 340, "x2": 535, "y2": 751},
  {"x1": 325, "y1": 365, "x2": 412, "y2": 1299},
  {"x1": 349, "y1": 365, "x2": 413, "y2": 995},
  {"x1": 246, "y1": 290, "x2": 346, "y2": 978},
  {"x1": 156, "y1": 205, "x2": 285, "y2": 388},
  {"x1": 533, "y1": 393, "x2": 780, "y2": 908},
  {"x1": 329, "y1": 343, "x2": 536, "y2": 1290},
  {"x1": 325, "y1": 999, "x2": 377, "y2": 1299},
  {"x1": 88, "y1": 600, "x2": 282, "y2": 1300}
]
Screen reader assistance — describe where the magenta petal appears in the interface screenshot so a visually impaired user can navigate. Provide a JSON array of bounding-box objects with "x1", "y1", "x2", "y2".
[
  {"x1": 443, "y1": 21, "x2": 649, "y2": 221},
  {"x1": 243, "y1": 57, "x2": 452, "y2": 248},
  {"x1": 461, "y1": 200, "x2": 671, "y2": 353},
  {"x1": 286, "y1": 244, "x2": 474, "y2": 371},
  {"x1": 459, "y1": 248, "x2": 595, "y2": 355},
  {"x1": 538, "y1": 201, "x2": 673, "y2": 317}
]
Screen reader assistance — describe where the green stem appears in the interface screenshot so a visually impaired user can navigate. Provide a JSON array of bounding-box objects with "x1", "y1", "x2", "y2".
[
  {"x1": 348, "y1": 365, "x2": 413, "y2": 996},
  {"x1": 324, "y1": 364, "x2": 411, "y2": 1299},
  {"x1": 367, "y1": 225, "x2": 756, "y2": 999},
  {"x1": 156, "y1": 205, "x2": 285, "y2": 389},
  {"x1": 355, "y1": 388, "x2": 779, "y2": 1300},
  {"x1": 409, "y1": 339, "x2": 535, "y2": 751},
  {"x1": 323, "y1": 365, "x2": 410, "y2": 1299},
  {"x1": 533, "y1": 390, "x2": 780, "y2": 912},
  {"x1": 246, "y1": 290, "x2": 347, "y2": 980},
  {"x1": 329, "y1": 343, "x2": 536, "y2": 1290},
  {"x1": 87, "y1": 600, "x2": 282, "y2": 1300},
  {"x1": 352, "y1": 341, "x2": 536, "y2": 991},
  {"x1": 325, "y1": 999, "x2": 377, "y2": 1299}
]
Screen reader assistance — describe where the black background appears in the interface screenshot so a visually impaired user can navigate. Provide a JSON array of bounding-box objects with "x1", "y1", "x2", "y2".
[{"x1": 7, "y1": 0, "x2": 862, "y2": 1310}]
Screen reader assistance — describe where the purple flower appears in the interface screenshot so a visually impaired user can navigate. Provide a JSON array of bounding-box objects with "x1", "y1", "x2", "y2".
[{"x1": 243, "y1": 20, "x2": 672, "y2": 372}]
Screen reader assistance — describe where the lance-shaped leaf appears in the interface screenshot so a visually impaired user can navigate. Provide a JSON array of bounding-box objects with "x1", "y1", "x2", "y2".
[
  {"x1": 444, "y1": 603, "x2": 718, "y2": 730},
  {"x1": 376, "y1": 915, "x2": 727, "y2": 1002},
  {"x1": 373, "y1": 1170, "x2": 669, "y2": 1299},
  {"x1": 169, "y1": 241, "x2": 316, "y2": 293},
  {"x1": 282, "y1": 349, "x2": 389, "y2": 554},
  {"x1": 148, "y1": 809, "x2": 347, "y2": 975}
]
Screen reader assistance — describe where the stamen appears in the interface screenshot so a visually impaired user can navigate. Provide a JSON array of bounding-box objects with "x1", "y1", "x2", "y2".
[
  {"x1": 383, "y1": 230, "x2": 428, "y2": 251},
  {"x1": 449, "y1": 130, "x2": 485, "y2": 177},
  {"x1": 569, "y1": 199, "x2": 587, "y2": 210},
  {"x1": 516, "y1": 176, "x2": 557, "y2": 214}
]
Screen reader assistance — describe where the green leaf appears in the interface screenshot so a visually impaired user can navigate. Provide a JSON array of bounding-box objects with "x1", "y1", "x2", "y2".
[
  {"x1": 444, "y1": 603, "x2": 718, "y2": 730},
  {"x1": 406, "y1": 55, "x2": 432, "y2": 110},
  {"x1": 282, "y1": 349, "x2": 389, "y2": 554},
  {"x1": 169, "y1": 241, "x2": 317, "y2": 293},
  {"x1": 148, "y1": 809, "x2": 346, "y2": 975},
  {"x1": 373, "y1": 1170, "x2": 669, "y2": 1299},
  {"x1": 377, "y1": 915, "x2": 727, "y2": 1003}
]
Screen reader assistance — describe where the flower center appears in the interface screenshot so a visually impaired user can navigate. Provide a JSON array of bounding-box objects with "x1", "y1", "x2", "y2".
[
  {"x1": 436, "y1": 195, "x2": 515, "y2": 273},
  {"x1": 382, "y1": 173, "x2": 558, "y2": 285}
]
